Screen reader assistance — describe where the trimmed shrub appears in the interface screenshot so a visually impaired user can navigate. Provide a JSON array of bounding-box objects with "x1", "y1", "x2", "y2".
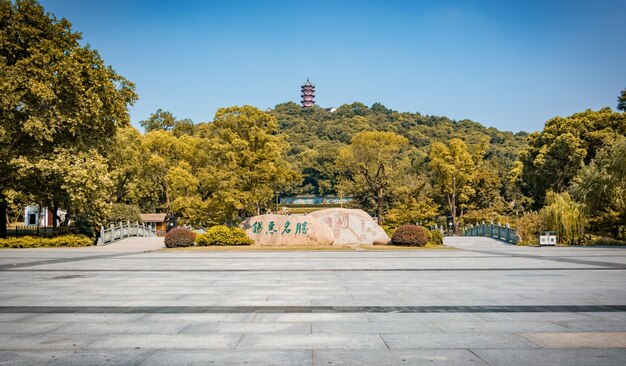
[
  {"x1": 0, "y1": 235, "x2": 93, "y2": 248},
  {"x1": 429, "y1": 229, "x2": 444, "y2": 245},
  {"x1": 391, "y1": 225, "x2": 430, "y2": 246},
  {"x1": 164, "y1": 227, "x2": 196, "y2": 248},
  {"x1": 196, "y1": 225, "x2": 253, "y2": 246}
]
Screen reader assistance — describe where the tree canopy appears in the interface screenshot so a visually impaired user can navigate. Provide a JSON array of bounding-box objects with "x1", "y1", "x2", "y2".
[{"x1": 0, "y1": 0, "x2": 137, "y2": 237}]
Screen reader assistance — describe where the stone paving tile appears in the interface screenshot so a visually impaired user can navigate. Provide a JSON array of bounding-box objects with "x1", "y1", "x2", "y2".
[
  {"x1": 23, "y1": 314, "x2": 147, "y2": 323},
  {"x1": 0, "y1": 350, "x2": 155, "y2": 366},
  {"x1": 136, "y1": 313, "x2": 256, "y2": 322},
  {"x1": 181, "y1": 322, "x2": 311, "y2": 334},
  {"x1": 312, "y1": 321, "x2": 443, "y2": 334},
  {"x1": 137, "y1": 350, "x2": 312, "y2": 365},
  {"x1": 433, "y1": 321, "x2": 571, "y2": 333},
  {"x1": 472, "y1": 348, "x2": 626, "y2": 366},
  {"x1": 313, "y1": 349, "x2": 490, "y2": 366},
  {"x1": 0, "y1": 334, "x2": 101, "y2": 350},
  {"x1": 555, "y1": 321, "x2": 626, "y2": 332},
  {"x1": 0, "y1": 322, "x2": 65, "y2": 334},
  {"x1": 253, "y1": 313, "x2": 370, "y2": 322},
  {"x1": 521, "y1": 332, "x2": 626, "y2": 348},
  {"x1": 0, "y1": 313, "x2": 34, "y2": 322},
  {"x1": 382, "y1": 333, "x2": 540, "y2": 349},
  {"x1": 48, "y1": 322, "x2": 188, "y2": 334},
  {"x1": 86, "y1": 334, "x2": 242, "y2": 350},
  {"x1": 237, "y1": 334, "x2": 387, "y2": 350},
  {"x1": 474, "y1": 312, "x2": 595, "y2": 322},
  {"x1": 365, "y1": 313, "x2": 485, "y2": 322}
]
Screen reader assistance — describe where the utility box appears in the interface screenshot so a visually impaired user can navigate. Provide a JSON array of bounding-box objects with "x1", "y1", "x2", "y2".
[{"x1": 539, "y1": 231, "x2": 557, "y2": 246}]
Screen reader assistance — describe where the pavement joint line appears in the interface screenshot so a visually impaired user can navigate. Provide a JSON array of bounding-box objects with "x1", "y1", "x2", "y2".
[
  {"x1": 467, "y1": 348, "x2": 494, "y2": 366},
  {"x1": 465, "y1": 249, "x2": 626, "y2": 269},
  {"x1": 378, "y1": 334, "x2": 391, "y2": 349},
  {"x1": 2, "y1": 267, "x2": 625, "y2": 272},
  {"x1": 1, "y1": 305, "x2": 626, "y2": 313}
]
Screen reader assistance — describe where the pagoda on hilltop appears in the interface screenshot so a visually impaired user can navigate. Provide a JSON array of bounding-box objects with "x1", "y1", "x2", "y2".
[{"x1": 301, "y1": 79, "x2": 315, "y2": 107}]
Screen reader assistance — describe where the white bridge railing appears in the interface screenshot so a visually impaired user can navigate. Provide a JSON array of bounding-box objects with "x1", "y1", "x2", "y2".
[{"x1": 98, "y1": 221, "x2": 156, "y2": 245}]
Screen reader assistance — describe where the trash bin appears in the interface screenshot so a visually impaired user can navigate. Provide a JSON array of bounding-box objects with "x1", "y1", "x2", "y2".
[{"x1": 539, "y1": 231, "x2": 557, "y2": 246}]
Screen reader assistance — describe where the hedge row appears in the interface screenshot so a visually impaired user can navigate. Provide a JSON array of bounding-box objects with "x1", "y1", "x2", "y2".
[{"x1": 0, "y1": 235, "x2": 93, "y2": 248}]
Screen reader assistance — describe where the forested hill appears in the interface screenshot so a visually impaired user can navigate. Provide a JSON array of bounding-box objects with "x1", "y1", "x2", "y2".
[{"x1": 269, "y1": 102, "x2": 528, "y2": 196}]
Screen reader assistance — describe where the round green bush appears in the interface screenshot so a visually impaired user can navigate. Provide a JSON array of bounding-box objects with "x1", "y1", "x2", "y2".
[
  {"x1": 164, "y1": 227, "x2": 196, "y2": 248},
  {"x1": 429, "y1": 229, "x2": 444, "y2": 245},
  {"x1": 391, "y1": 224, "x2": 430, "y2": 246},
  {"x1": 196, "y1": 225, "x2": 253, "y2": 246}
]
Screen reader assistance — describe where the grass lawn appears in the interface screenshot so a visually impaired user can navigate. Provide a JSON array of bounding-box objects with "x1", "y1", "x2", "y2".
[{"x1": 162, "y1": 244, "x2": 452, "y2": 251}]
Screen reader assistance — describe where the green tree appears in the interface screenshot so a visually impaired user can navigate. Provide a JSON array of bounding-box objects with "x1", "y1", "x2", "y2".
[
  {"x1": 520, "y1": 108, "x2": 626, "y2": 207},
  {"x1": 571, "y1": 136, "x2": 626, "y2": 239},
  {"x1": 207, "y1": 106, "x2": 300, "y2": 221},
  {"x1": 339, "y1": 131, "x2": 412, "y2": 225},
  {"x1": 140, "y1": 109, "x2": 176, "y2": 132},
  {"x1": 0, "y1": 0, "x2": 137, "y2": 237},
  {"x1": 541, "y1": 191, "x2": 586, "y2": 245},
  {"x1": 429, "y1": 138, "x2": 475, "y2": 234},
  {"x1": 618, "y1": 89, "x2": 626, "y2": 112}
]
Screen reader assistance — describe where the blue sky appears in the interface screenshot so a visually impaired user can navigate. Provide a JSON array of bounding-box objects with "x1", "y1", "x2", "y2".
[{"x1": 40, "y1": 0, "x2": 626, "y2": 132}]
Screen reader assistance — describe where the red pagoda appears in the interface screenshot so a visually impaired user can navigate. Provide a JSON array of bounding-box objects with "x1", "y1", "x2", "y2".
[{"x1": 301, "y1": 78, "x2": 315, "y2": 107}]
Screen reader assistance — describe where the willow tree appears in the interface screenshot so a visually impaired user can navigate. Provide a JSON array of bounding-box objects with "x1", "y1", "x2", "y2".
[
  {"x1": 541, "y1": 191, "x2": 586, "y2": 245},
  {"x1": 0, "y1": 0, "x2": 137, "y2": 236},
  {"x1": 339, "y1": 131, "x2": 412, "y2": 225}
]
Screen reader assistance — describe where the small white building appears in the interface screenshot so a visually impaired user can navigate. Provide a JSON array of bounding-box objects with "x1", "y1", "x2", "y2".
[{"x1": 23, "y1": 205, "x2": 66, "y2": 227}]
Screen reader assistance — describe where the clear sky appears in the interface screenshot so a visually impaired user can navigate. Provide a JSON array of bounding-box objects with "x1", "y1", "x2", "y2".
[{"x1": 40, "y1": 0, "x2": 626, "y2": 132}]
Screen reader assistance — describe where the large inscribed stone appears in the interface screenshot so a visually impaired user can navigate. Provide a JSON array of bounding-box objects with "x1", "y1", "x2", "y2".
[
  {"x1": 240, "y1": 214, "x2": 334, "y2": 246},
  {"x1": 310, "y1": 208, "x2": 390, "y2": 245}
]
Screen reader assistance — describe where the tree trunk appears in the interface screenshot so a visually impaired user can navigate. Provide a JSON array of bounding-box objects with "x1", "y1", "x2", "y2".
[
  {"x1": 451, "y1": 175, "x2": 457, "y2": 236},
  {"x1": 377, "y1": 188, "x2": 383, "y2": 226},
  {"x1": 52, "y1": 202, "x2": 59, "y2": 230},
  {"x1": 164, "y1": 184, "x2": 171, "y2": 215},
  {"x1": 0, "y1": 193, "x2": 7, "y2": 239}
]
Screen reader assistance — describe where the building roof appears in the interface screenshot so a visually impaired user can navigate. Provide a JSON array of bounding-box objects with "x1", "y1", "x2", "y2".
[{"x1": 140, "y1": 213, "x2": 167, "y2": 222}]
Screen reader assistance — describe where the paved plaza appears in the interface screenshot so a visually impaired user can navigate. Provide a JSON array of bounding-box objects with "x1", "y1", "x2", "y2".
[{"x1": 1, "y1": 237, "x2": 626, "y2": 365}]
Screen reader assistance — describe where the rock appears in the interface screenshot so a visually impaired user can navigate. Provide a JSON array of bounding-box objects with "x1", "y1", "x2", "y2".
[
  {"x1": 240, "y1": 214, "x2": 334, "y2": 246},
  {"x1": 310, "y1": 208, "x2": 391, "y2": 245}
]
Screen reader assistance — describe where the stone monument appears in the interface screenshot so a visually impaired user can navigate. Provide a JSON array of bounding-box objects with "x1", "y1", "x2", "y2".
[
  {"x1": 240, "y1": 214, "x2": 334, "y2": 246},
  {"x1": 310, "y1": 208, "x2": 390, "y2": 245}
]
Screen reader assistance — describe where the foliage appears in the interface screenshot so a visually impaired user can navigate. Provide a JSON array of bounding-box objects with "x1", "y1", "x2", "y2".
[
  {"x1": 108, "y1": 204, "x2": 142, "y2": 224},
  {"x1": 339, "y1": 131, "x2": 412, "y2": 224},
  {"x1": 571, "y1": 136, "x2": 626, "y2": 239},
  {"x1": 391, "y1": 224, "x2": 430, "y2": 246},
  {"x1": 0, "y1": 234, "x2": 92, "y2": 248},
  {"x1": 520, "y1": 108, "x2": 626, "y2": 206},
  {"x1": 13, "y1": 148, "x2": 113, "y2": 232},
  {"x1": 515, "y1": 212, "x2": 546, "y2": 245},
  {"x1": 0, "y1": 0, "x2": 136, "y2": 237},
  {"x1": 429, "y1": 138, "x2": 475, "y2": 234},
  {"x1": 540, "y1": 191, "x2": 586, "y2": 245},
  {"x1": 164, "y1": 227, "x2": 196, "y2": 248},
  {"x1": 588, "y1": 237, "x2": 626, "y2": 246},
  {"x1": 618, "y1": 89, "x2": 626, "y2": 112},
  {"x1": 139, "y1": 109, "x2": 195, "y2": 136},
  {"x1": 429, "y1": 229, "x2": 444, "y2": 245},
  {"x1": 195, "y1": 225, "x2": 253, "y2": 246}
]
